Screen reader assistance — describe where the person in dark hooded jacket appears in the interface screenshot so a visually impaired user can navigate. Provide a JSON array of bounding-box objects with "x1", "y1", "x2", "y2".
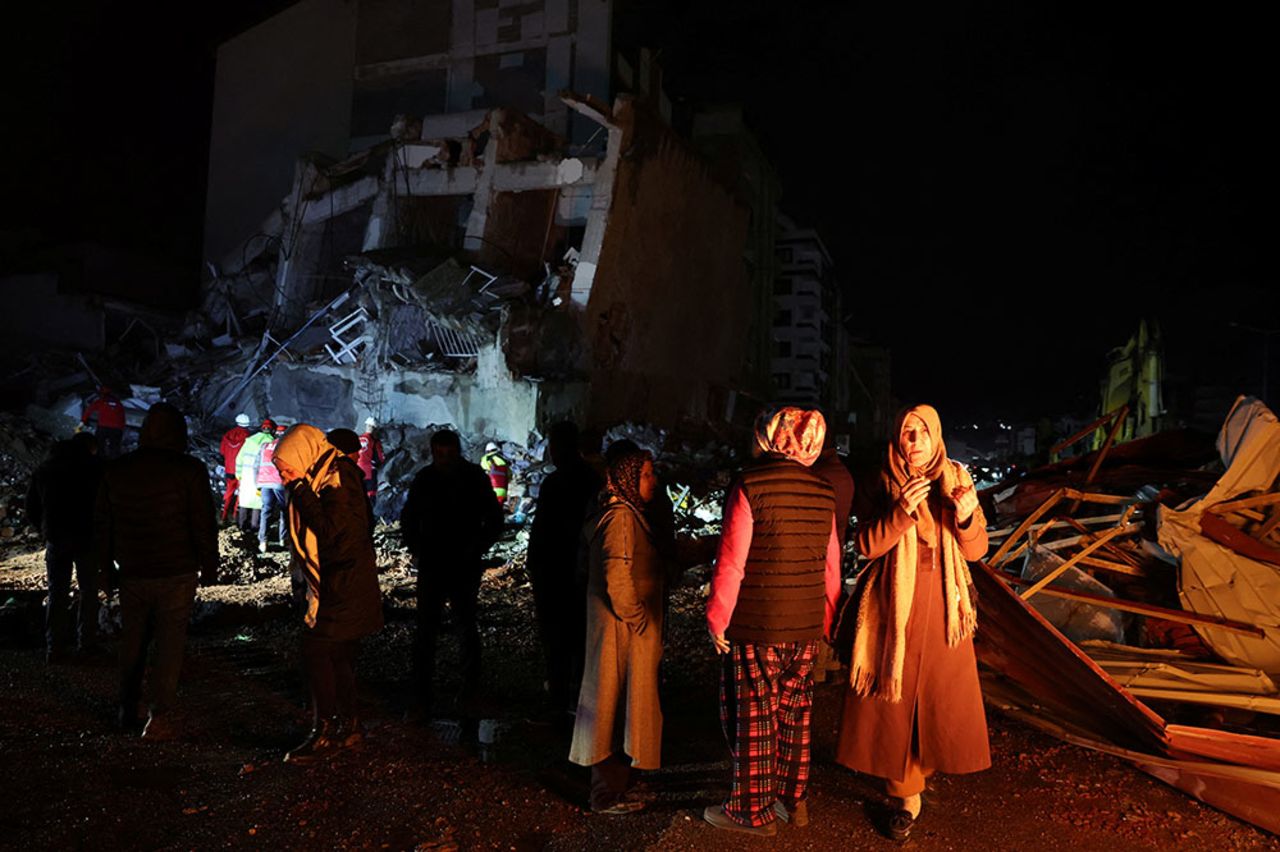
[
  {"x1": 95, "y1": 402, "x2": 218, "y2": 738},
  {"x1": 27, "y1": 432, "x2": 104, "y2": 662}
]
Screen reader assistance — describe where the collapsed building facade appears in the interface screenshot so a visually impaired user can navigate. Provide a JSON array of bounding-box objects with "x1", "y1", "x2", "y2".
[{"x1": 203, "y1": 96, "x2": 763, "y2": 447}]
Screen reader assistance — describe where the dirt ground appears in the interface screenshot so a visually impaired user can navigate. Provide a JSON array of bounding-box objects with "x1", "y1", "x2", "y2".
[{"x1": 1, "y1": 535, "x2": 1276, "y2": 851}]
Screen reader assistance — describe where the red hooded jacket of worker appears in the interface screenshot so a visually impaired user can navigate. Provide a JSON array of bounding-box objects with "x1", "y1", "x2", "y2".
[
  {"x1": 220, "y1": 425, "x2": 250, "y2": 473},
  {"x1": 82, "y1": 388, "x2": 126, "y2": 430},
  {"x1": 357, "y1": 431, "x2": 384, "y2": 480}
]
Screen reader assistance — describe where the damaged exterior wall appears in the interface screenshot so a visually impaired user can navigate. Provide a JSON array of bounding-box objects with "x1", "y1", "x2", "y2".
[
  {"x1": 583, "y1": 97, "x2": 760, "y2": 428},
  {"x1": 692, "y1": 107, "x2": 781, "y2": 397},
  {"x1": 261, "y1": 340, "x2": 584, "y2": 443},
  {"x1": 352, "y1": 0, "x2": 612, "y2": 149}
]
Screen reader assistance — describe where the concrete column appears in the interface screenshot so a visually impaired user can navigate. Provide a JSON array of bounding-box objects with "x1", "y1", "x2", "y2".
[
  {"x1": 463, "y1": 115, "x2": 502, "y2": 252},
  {"x1": 362, "y1": 153, "x2": 397, "y2": 251}
]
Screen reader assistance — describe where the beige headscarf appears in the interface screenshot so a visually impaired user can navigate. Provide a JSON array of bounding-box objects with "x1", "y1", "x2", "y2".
[
  {"x1": 754, "y1": 406, "x2": 826, "y2": 467},
  {"x1": 273, "y1": 424, "x2": 344, "y2": 629},
  {"x1": 850, "y1": 404, "x2": 979, "y2": 702}
]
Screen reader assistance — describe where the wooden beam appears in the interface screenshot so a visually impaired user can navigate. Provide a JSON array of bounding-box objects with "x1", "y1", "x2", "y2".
[
  {"x1": 1208, "y1": 493, "x2": 1280, "y2": 515},
  {"x1": 1061, "y1": 488, "x2": 1138, "y2": 506},
  {"x1": 1076, "y1": 555, "x2": 1153, "y2": 578},
  {"x1": 989, "y1": 488, "x2": 1065, "y2": 567},
  {"x1": 997, "y1": 571, "x2": 1265, "y2": 637},
  {"x1": 1050, "y1": 409, "x2": 1123, "y2": 458},
  {"x1": 1066, "y1": 405, "x2": 1128, "y2": 513},
  {"x1": 988, "y1": 512, "x2": 1125, "y2": 541},
  {"x1": 1047, "y1": 524, "x2": 1141, "y2": 550},
  {"x1": 1255, "y1": 505, "x2": 1280, "y2": 542},
  {"x1": 1020, "y1": 511, "x2": 1136, "y2": 600},
  {"x1": 1064, "y1": 516, "x2": 1142, "y2": 567}
]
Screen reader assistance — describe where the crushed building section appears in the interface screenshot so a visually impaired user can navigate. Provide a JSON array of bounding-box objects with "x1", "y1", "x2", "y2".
[{"x1": 204, "y1": 96, "x2": 766, "y2": 456}]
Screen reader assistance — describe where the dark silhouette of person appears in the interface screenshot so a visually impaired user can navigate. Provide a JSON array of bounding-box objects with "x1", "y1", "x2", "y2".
[
  {"x1": 27, "y1": 432, "x2": 104, "y2": 663},
  {"x1": 94, "y1": 402, "x2": 218, "y2": 739},
  {"x1": 526, "y1": 421, "x2": 603, "y2": 715},
  {"x1": 400, "y1": 430, "x2": 503, "y2": 714}
]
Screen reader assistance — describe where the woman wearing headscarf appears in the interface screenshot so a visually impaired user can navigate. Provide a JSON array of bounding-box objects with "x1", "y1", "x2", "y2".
[
  {"x1": 569, "y1": 445, "x2": 665, "y2": 814},
  {"x1": 272, "y1": 424, "x2": 384, "y2": 764},
  {"x1": 835, "y1": 404, "x2": 989, "y2": 841},
  {"x1": 702, "y1": 407, "x2": 842, "y2": 837}
]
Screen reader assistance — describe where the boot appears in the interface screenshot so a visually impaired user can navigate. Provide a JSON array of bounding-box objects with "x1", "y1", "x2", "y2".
[
  {"x1": 284, "y1": 717, "x2": 339, "y2": 764},
  {"x1": 334, "y1": 715, "x2": 364, "y2": 749}
]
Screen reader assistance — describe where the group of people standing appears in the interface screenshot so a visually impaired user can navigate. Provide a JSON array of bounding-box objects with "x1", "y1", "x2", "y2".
[
  {"x1": 218, "y1": 414, "x2": 385, "y2": 554},
  {"x1": 564, "y1": 404, "x2": 991, "y2": 842},
  {"x1": 35, "y1": 394, "x2": 991, "y2": 840}
]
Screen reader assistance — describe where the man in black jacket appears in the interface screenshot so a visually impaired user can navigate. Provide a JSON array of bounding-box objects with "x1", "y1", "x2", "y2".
[
  {"x1": 526, "y1": 421, "x2": 602, "y2": 715},
  {"x1": 400, "y1": 430, "x2": 503, "y2": 713},
  {"x1": 95, "y1": 402, "x2": 219, "y2": 738},
  {"x1": 27, "y1": 433, "x2": 104, "y2": 663}
]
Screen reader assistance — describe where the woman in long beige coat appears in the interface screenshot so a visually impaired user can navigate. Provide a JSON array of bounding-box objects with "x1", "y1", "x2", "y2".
[
  {"x1": 835, "y1": 405, "x2": 990, "y2": 841},
  {"x1": 569, "y1": 446, "x2": 664, "y2": 814}
]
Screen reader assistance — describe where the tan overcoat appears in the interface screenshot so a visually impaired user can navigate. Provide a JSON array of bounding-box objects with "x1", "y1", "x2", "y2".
[
  {"x1": 835, "y1": 487, "x2": 991, "y2": 781},
  {"x1": 569, "y1": 497, "x2": 665, "y2": 769}
]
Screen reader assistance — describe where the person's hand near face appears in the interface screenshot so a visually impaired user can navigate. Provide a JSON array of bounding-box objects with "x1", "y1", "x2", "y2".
[{"x1": 951, "y1": 484, "x2": 979, "y2": 524}]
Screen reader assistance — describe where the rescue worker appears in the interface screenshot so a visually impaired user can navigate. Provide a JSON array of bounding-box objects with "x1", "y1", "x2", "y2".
[
  {"x1": 479, "y1": 441, "x2": 511, "y2": 509},
  {"x1": 236, "y1": 418, "x2": 276, "y2": 535},
  {"x1": 357, "y1": 417, "x2": 385, "y2": 502},
  {"x1": 218, "y1": 413, "x2": 252, "y2": 523},
  {"x1": 256, "y1": 423, "x2": 289, "y2": 553},
  {"x1": 81, "y1": 385, "x2": 126, "y2": 458}
]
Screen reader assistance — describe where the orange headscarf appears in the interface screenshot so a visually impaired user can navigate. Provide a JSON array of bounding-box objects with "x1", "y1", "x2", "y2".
[
  {"x1": 273, "y1": 423, "x2": 344, "y2": 629},
  {"x1": 886, "y1": 404, "x2": 947, "y2": 546},
  {"x1": 754, "y1": 406, "x2": 826, "y2": 467}
]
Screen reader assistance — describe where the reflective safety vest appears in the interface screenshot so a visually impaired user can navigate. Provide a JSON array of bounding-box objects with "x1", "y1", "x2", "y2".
[{"x1": 480, "y1": 451, "x2": 510, "y2": 502}]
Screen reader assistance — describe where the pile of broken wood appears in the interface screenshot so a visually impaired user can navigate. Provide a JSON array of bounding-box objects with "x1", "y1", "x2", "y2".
[{"x1": 973, "y1": 395, "x2": 1280, "y2": 835}]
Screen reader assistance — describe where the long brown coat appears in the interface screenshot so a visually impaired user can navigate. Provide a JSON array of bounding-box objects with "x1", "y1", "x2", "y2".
[
  {"x1": 569, "y1": 497, "x2": 665, "y2": 769},
  {"x1": 835, "y1": 487, "x2": 990, "y2": 781}
]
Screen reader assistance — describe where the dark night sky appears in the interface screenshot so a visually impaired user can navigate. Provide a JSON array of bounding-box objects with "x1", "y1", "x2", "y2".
[{"x1": 4, "y1": 2, "x2": 1275, "y2": 421}]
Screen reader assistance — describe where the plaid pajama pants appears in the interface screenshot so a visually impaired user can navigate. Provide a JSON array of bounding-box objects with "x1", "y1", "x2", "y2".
[{"x1": 719, "y1": 640, "x2": 820, "y2": 827}]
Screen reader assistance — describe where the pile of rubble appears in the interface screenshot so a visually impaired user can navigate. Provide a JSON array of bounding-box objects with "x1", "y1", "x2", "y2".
[
  {"x1": 973, "y1": 394, "x2": 1280, "y2": 834},
  {"x1": 0, "y1": 412, "x2": 56, "y2": 546}
]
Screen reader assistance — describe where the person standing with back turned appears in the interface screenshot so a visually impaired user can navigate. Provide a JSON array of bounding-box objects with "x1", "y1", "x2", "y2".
[
  {"x1": 95, "y1": 402, "x2": 218, "y2": 739},
  {"x1": 703, "y1": 407, "x2": 841, "y2": 836}
]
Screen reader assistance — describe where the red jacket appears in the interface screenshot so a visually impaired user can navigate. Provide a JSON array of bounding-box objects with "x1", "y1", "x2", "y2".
[
  {"x1": 357, "y1": 432, "x2": 384, "y2": 480},
  {"x1": 219, "y1": 426, "x2": 250, "y2": 474},
  {"x1": 82, "y1": 395, "x2": 126, "y2": 430}
]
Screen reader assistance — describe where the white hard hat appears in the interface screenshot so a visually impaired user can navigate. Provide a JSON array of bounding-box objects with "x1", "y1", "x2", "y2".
[
  {"x1": 485, "y1": 441, "x2": 499, "y2": 453},
  {"x1": 235, "y1": 413, "x2": 251, "y2": 427},
  {"x1": 364, "y1": 417, "x2": 377, "y2": 428}
]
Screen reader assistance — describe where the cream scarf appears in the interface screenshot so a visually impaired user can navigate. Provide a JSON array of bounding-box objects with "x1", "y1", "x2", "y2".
[{"x1": 849, "y1": 458, "x2": 978, "y2": 702}]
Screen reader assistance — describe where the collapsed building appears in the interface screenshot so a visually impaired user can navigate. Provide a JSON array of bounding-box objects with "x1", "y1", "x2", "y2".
[{"x1": 202, "y1": 97, "x2": 764, "y2": 450}]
